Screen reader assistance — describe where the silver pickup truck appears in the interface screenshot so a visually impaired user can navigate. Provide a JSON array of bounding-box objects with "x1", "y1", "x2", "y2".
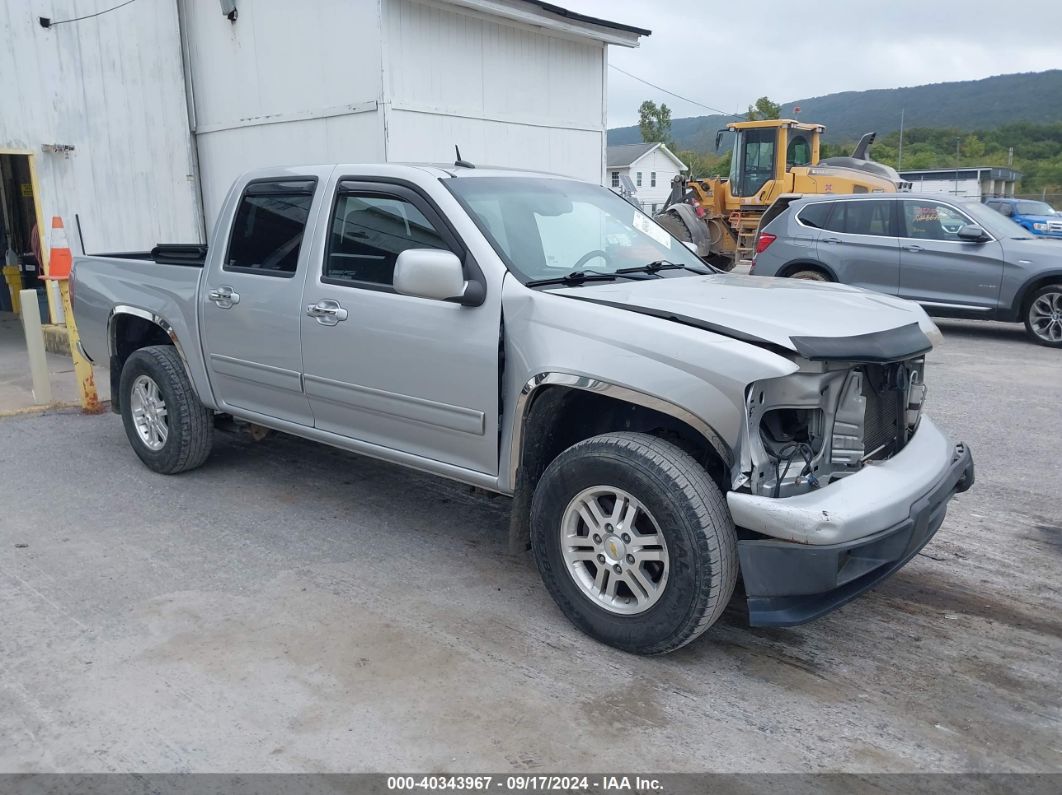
[{"x1": 72, "y1": 164, "x2": 974, "y2": 655}]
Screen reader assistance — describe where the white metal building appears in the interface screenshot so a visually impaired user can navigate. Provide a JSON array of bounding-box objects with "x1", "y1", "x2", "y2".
[
  {"x1": 899, "y1": 167, "x2": 1022, "y2": 201},
  {"x1": 605, "y1": 143, "x2": 687, "y2": 213},
  {"x1": 0, "y1": 0, "x2": 648, "y2": 261}
]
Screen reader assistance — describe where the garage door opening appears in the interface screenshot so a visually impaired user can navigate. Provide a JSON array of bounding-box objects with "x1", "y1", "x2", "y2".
[{"x1": 0, "y1": 151, "x2": 52, "y2": 321}]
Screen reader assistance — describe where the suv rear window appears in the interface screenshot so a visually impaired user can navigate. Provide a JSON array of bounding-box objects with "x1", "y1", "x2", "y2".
[{"x1": 797, "y1": 202, "x2": 832, "y2": 229}]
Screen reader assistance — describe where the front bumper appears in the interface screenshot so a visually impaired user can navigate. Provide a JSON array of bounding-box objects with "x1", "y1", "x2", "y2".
[{"x1": 729, "y1": 418, "x2": 974, "y2": 626}]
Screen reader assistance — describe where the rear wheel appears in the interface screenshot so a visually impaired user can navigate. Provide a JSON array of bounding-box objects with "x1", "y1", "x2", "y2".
[
  {"x1": 531, "y1": 432, "x2": 737, "y2": 655},
  {"x1": 1024, "y1": 284, "x2": 1062, "y2": 347},
  {"x1": 788, "y1": 267, "x2": 831, "y2": 282},
  {"x1": 119, "y1": 345, "x2": 213, "y2": 474}
]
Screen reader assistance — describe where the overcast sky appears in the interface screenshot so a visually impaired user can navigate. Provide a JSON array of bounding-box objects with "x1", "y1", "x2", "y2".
[{"x1": 558, "y1": 0, "x2": 1062, "y2": 128}]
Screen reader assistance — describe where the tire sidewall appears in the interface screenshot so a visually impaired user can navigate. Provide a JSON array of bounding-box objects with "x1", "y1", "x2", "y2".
[
  {"x1": 1024, "y1": 285, "x2": 1062, "y2": 347},
  {"x1": 789, "y1": 268, "x2": 829, "y2": 282},
  {"x1": 531, "y1": 446, "x2": 711, "y2": 653},
  {"x1": 119, "y1": 349, "x2": 187, "y2": 472}
]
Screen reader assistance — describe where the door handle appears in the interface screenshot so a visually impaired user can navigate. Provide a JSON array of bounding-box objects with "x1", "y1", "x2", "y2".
[
  {"x1": 208, "y1": 285, "x2": 240, "y2": 308},
  {"x1": 822, "y1": 237, "x2": 842, "y2": 244},
  {"x1": 306, "y1": 299, "x2": 348, "y2": 326},
  {"x1": 906, "y1": 244, "x2": 923, "y2": 253}
]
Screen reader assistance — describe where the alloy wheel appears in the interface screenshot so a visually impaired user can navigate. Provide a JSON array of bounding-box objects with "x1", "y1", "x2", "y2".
[
  {"x1": 559, "y1": 486, "x2": 670, "y2": 615},
  {"x1": 1029, "y1": 290, "x2": 1062, "y2": 343},
  {"x1": 129, "y1": 374, "x2": 169, "y2": 451}
]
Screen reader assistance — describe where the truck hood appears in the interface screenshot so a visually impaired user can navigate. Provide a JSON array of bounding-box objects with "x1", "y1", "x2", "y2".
[{"x1": 551, "y1": 273, "x2": 940, "y2": 358}]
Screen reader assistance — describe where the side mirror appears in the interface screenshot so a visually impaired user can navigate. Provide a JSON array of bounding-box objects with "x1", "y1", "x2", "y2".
[
  {"x1": 682, "y1": 241, "x2": 699, "y2": 254},
  {"x1": 957, "y1": 224, "x2": 989, "y2": 243},
  {"x1": 394, "y1": 249, "x2": 483, "y2": 305}
]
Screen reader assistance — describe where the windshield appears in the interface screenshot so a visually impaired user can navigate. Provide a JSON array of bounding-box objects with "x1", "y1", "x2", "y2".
[
  {"x1": 445, "y1": 177, "x2": 709, "y2": 283},
  {"x1": 1015, "y1": 200, "x2": 1056, "y2": 216}
]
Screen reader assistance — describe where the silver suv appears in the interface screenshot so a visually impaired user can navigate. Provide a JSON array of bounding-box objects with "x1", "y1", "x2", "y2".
[{"x1": 751, "y1": 193, "x2": 1062, "y2": 346}]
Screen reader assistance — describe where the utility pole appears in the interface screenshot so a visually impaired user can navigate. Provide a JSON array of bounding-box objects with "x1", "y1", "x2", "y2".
[
  {"x1": 897, "y1": 108, "x2": 905, "y2": 171},
  {"x1": 954, "y1": 137, "x2": 961, "y2": 196}
]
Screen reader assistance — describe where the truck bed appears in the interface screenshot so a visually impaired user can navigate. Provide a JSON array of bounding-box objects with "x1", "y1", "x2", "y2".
[{"x1": 71, "y1": 248, "x2": 210, "y2": 401}]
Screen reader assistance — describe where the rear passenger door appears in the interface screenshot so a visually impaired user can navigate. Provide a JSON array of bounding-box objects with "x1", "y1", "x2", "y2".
[
  {"x1": 814, "y1": 199, "x2": 900, "y2": 295},
  {"x1": 201, "y1": 175, "x2": 325, "y2": 426},
  {"x1": 298, "y1": 177, "x2": 501, "y2": 476}
]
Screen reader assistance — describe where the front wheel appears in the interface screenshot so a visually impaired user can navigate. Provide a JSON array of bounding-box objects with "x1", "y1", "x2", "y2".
[
  {"x1": 530, "y1": 433, "x2": 737, "y2": 655},
  {"x1": 119, "y1": 345, "x2": 213, "y2": 474},
  {"x1": 1024, "y1": 284, "x2": 1062, "y2": 347}
]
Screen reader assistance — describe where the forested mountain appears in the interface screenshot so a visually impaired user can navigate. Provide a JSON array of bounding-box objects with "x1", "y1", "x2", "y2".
[{"x1": 607, "y1": 70, "x2": 1062, "y2": 149}]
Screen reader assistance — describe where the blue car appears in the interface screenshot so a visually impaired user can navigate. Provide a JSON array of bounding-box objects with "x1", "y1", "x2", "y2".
[{"x1": 984, "y1": 197, "x2": 1062, "y2": 238}]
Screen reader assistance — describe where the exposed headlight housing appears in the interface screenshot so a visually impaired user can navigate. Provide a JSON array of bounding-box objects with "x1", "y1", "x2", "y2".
[{"x1": 740, "y1": 358, "x2": 927, "y2": 498}]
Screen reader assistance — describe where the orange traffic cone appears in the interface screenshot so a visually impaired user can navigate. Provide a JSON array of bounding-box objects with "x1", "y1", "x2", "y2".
[{"x1": 47, "y1": 216, "x2": 73, "y2": 280}]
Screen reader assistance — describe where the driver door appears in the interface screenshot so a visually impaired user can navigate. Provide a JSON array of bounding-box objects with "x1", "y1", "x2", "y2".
[{"x1": 896, "y1": 199, "x2": 1004, "y2": 310}]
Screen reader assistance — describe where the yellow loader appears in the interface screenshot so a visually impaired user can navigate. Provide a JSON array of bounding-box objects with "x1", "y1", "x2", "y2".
[{"x1": 655, "y1": 119, "x2": 910, "y2": 270}]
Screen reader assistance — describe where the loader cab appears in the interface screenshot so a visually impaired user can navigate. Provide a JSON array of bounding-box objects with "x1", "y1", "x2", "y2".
[{"x1": 727, "y1": 120, "x2": 823, "y2": 199}]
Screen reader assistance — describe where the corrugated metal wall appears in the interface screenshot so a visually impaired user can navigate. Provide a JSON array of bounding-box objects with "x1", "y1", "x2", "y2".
[
  {"x1": 384, "y1": 0, "x2": 606, "y2": 181},
  {"x1": 0, "y1": 0, "x2": 202, "y2": 251},
  {"x1": 179, "y1": 0, "x2": 386, "y2": 228},
  {"x1": 2, "y1": 0, "x2": 616, "y2": 249}
]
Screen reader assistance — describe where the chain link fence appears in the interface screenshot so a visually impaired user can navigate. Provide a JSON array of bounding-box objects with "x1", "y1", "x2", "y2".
[{"x1": 1014, "y1": 193, "x2": 1062, "y2": 209}]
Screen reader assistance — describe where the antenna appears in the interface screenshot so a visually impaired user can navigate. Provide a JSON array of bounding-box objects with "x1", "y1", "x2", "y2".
[{"x1": 454, "y1": 146, "x2": 475, "y2": 169}]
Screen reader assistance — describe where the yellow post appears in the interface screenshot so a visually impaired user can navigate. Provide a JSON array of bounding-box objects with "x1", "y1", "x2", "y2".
[
  {"x1": 57, "y1": 279, "x2": 102, "y2": 413},
  {"x1": 3, "y1": 263, "x2": 21, "y2": 315}
]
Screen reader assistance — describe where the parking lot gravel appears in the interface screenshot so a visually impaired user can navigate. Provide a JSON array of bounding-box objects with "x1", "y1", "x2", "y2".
[{"x1": 0, "y1": 318, "x2": 1059, "y2": 773}]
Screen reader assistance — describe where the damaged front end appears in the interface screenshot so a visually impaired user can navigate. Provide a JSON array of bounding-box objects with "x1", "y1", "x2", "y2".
[
  {"x1": 727, "y1": 345, "x2": 973, "y2": 628},
  {"x1": 737, "y1": 357, "x2": 927, "y2": 498}
]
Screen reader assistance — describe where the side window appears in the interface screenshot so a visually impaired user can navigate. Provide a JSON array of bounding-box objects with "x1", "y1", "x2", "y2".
[
  {"x1": 902, "y1": 201, "x2": 973, "y2": 241},
  {"x1": 797, "y1": 202, "x2": 833, "y2": 229},
  {"x1": 325, "y1": 192, "x2": 448, "y2": 286},
  {"x1": 225, "y1": 181, "x2": 315, "y2": 276},
  {"x1": 820, "y1": 200, "x2": 893, "y2": 236}
]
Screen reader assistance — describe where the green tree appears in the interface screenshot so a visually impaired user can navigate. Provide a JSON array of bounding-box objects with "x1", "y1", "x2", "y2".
[
  {"x1": 638, "y1": 100, "x2": 673, "y2": 144},
  {"x1": 746, "y1": 96, "x2": 782, "y2": 121}
]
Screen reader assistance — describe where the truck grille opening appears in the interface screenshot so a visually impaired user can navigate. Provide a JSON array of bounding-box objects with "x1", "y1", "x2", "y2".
[{"x1": 862, "y1": 364, "x2": 907, "y2": 460}]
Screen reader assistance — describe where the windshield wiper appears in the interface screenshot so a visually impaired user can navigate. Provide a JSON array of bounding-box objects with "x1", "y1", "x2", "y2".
[
  {"x1": 525, "y1": 270, "x2": 621, "y2": 288},
  {"x1": 616, "y1": 259, "x2": 711, "y2": 276}
]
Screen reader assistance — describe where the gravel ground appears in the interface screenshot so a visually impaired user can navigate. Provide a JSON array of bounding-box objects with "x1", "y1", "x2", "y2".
[{"x1": 0, "y1": 318, "x2": 1059, "y2": 773}]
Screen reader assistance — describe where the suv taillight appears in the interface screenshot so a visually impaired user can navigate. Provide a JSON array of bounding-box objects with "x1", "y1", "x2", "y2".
[{"x1": 754, "y1": 233, "x2": 776, "y2": 254}]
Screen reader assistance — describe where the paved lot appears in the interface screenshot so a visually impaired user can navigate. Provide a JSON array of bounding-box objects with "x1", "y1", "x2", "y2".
[
  {"x1": 0, "y1": 312, "x2": 110, "y2": 413},
  {"x1": 1, "y1": 319, "x2": 1059, "y2": 773}
]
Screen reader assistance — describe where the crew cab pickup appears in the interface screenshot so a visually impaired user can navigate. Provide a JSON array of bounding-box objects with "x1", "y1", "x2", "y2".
[{"x1": 71, "y1": 164, "x2": 974, "y2": 655}]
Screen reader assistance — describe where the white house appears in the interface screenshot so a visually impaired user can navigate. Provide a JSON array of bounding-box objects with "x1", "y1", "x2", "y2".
[
  {"x1": 0, "y1": 0, "x2": 649, "y2": 274},
  {"x1": 605, "y1": 143, "x2": 687, "y2": 213}
]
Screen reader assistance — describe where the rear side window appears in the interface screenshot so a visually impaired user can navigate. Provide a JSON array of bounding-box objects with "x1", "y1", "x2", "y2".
[
  {"x1": 225, "y1": 180, "x2": 315, "y2": 277},
  {"x1": 822, "y1": 200, "x2": 894, "y2": 236},
  {"x1": 797, "y1": 202, "x2": 832, "y2": 229},
  {"x1": 325, "y1": 192, "x2": 448, "y2": 287}
]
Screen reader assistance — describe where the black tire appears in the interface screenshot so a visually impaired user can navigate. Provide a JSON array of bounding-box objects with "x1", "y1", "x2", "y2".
[
  {"x1": 530, "y1": 432, "x2": 737, "y2": 655},
  {"x1": 119, "y1": 345, "x2": 213, "y2": 474},
  {"x1": 655, "y1": 211, "x2": 737, "y2": 272},
  {"x1": 787, "y1": 267, "x2": 831, "y2": 282},
  {"x1": 1023, "y1": 283, "x2": 1062, "y2": 347}
]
